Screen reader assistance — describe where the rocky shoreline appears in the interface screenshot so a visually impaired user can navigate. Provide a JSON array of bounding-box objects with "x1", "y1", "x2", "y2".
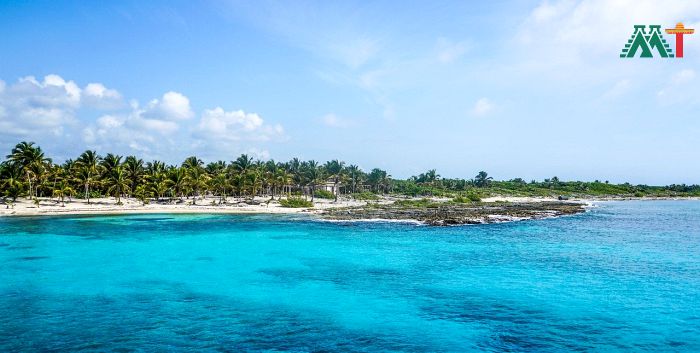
[{"x1": 320, "y1": 201, "x2": 587, "y2": 226}]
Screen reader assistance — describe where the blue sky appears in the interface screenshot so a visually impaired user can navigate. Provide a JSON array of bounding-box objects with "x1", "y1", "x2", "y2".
[{"x1": 1, "y1": 0, "x2": 699, "y2": 184}]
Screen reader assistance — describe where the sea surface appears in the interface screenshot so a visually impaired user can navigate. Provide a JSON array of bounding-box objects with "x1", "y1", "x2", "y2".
[{"x1": 1, "y1": 201, "x2": 699, "y2": 352}]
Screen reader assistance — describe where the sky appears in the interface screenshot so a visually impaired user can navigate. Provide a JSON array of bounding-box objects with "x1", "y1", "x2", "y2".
[{"x1": 1, "y1": 0, "x2": 699, "y2": 185}]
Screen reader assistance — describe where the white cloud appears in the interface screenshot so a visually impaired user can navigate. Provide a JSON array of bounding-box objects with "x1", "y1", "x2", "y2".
[
  {"x1": 82, "y1": 104, "x2": 182, "y2": 156},
  {"x1": 96, "y1": 114, "x2": 123, "y2": 129},
  {"x1": 190, "y1": 107, "x2": 286, "y2": 160},
  {"x1": 143, "y1": 91, "x2": 193, "y2": 121},
  {"x1": 10, "y1": 74, "x2": 81, "y2": 108},
  {"x1": 436, "y1": 37, "x2": 470, "y2": 64},
  {"x1": 320, "y1": 113, "x2": 354, "y2": 128},
  {"x1": 499, "y1": 0, "x2": 700, "y2": 111},
  {"x1": 517, "y1": 0, "x2": 700, "y2": 60},
  {"x1": 243, "y1": 147, "x2": 271, "y2": 160},
  {"x1": 83, "y1": 83, "x2": 124, "y2": 109},
  {"x1": 196, "y1": 107, "x2": 283, "y2": 141},
  {"x1": 0, "y1": 74, "x2": 127, "y2": 142},
  {"x1": 472, "y1": 98, "x2": 495, "y2": 116},
  {"x1": 1, "y1": 74, "x2": 287, "y2": 162},
  {"x1": 0, "y1": 74, "x2": 82, "y2": 137}
]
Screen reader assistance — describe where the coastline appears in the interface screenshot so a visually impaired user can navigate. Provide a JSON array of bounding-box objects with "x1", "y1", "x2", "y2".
[
  {"x1": 2, "y1": 196, "x2": 695, "y2": 221},
  {"x1": 0, "y1": 197, "x2": 367, "y2": 217}
]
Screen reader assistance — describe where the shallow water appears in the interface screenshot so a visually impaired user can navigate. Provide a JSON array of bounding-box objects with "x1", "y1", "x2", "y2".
[{"x1": 1, "y1": 201, "x2": 699, "y2": 352}]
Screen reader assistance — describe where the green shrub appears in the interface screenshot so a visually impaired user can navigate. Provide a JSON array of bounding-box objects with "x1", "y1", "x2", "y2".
[
  {"x1": 279, "y1": 197, "x2": 313, "y2": 208},
  {"x1": 634, "y1": 191, "x2": 644, "y2": 198},
  {"x1": 453, "y1": 193, "x2": 481, "y2": 203},
  {"x1": 314, "y1": 189, "x2": 335, "y2": 199}
]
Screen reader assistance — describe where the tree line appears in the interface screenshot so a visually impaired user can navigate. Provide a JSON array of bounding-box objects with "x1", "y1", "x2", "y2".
[
  {"x1": 0, "y1": 141, "x2": 392, "y2": 206},
  {"x1": 2, "y1": 141, "x2": 698, "y2": 206}
]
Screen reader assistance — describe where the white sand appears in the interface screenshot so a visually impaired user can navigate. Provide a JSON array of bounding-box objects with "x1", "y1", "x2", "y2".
[
  {"x1": 0, "y1": 195, "x2": 598, "y2": 218},
  {"x1": 0, "y1": 196, "x2": 368, "y2": 217},
  {"x1": 481, "y1": 196, "x2": 560, "y2": 203}
]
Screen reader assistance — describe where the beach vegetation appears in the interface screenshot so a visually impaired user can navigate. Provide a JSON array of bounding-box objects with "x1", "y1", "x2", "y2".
[
  {"x1": 314, "y1": 189, "x2": 335, "y2": 199},
  {"x1": 279, "y1": 196, "x2": 313, "y2": 208},
  {"x1": 1, "y1": 141, "x2": 699, "y2": 207}
]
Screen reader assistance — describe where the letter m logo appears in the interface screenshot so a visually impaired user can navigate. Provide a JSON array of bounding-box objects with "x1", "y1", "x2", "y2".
[{"x1": 621, "y1": 25, "x2": 674, "y2": 58}]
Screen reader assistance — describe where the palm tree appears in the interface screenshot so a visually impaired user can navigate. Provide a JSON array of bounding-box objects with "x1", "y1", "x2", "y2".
[
  {"x1": 100, "y1": 153, "x2": 122, "y2": 179},
  {"x1": 7, "y1": 141, "x2": 51, "y2": 200},
  {"x1": 231, "y1": 154, "x2": 253, "y2": 197},
  {"x1": 231, "y1": 154, "x2": 253, "y2": 174},
  {"x1": 104, "y1": 166, "x2": 130, "y2": 204},
  {"x1": 181, "y1": 156, "x2": 207, "y2": 204},
  {"x1": 187, "y1": 166, "x2": 209, "y2": 205},
  {"x1": 1, "y1": 162, "x2": 24, "y2": 203},
  {"x1": 210, "y1": 172, "x2": 229, "y2": 204},
  {"x1": 304, "y1": 160, "x2": 324, "y2": 202},
  {"x1": 145, "y1": 160, "x2": 167, "y2": 201},
  {"x1": 417, "y1": 169, "x2": 440, "y2": 195},
  {"x1": 246, "y1": 166, "x2": 264, "y2": 201},
  {"x1": 52, "y1": 180, "x2": 74, "y2": 207},
  {"x1": 205, "y1": 161, "x2": 227, "y2": 175},
  {"x1": 182, "y1": 156, "x2": 204, "y2": 170},
  {"x1": 124, "y1": 156, "x2": 145, "y2": 196},
  {"x1": 474, "y1": 171, "x2": 493, "y2": 188},
  {"x1": 134, "y1": 184, "x2": 151, "y2": 206},
  {"x1": 76, "y1": 150, "x2": 101, "y2": 203},
  {"x1": 346, "y1": 164, "x2": 361, "y2": 193},
  {"x1": 274, "y1": 168, "x2": 292, "y2": 199},
  {"x1": 262, "y1": 160, "x2": 278, "y2": 198},
  {"x1": 368, "y1": 168, "x2": 390, "y2": 193},
  {"x1": 146, "y1": 160, "x2": 166, "y2": 176},
  {"x1": 324, "y1": 159, "x2": 345, "y2": 202},
  {"x1": 288, "y1": 158, "x2": 304, "y2": 195},
  {"x1": 167, "y1": 167, "x2": 188, "y2": 201}
]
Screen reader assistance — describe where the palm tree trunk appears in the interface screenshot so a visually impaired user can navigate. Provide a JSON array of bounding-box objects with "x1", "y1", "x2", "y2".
[{"x1": 26, "y1": 172, "x2": 32, "y2": 201}]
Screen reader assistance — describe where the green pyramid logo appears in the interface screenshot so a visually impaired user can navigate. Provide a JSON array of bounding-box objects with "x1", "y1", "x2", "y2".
[{"x1": 621, "y1": 25, "x2": 674, "y2": 58}]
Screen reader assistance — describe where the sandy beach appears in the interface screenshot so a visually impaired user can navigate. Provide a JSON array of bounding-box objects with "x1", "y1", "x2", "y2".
[
  {"x1": 0, "y1": 196, "x2": 371, "y2": 217},
  {"x1": 0, "y1": 195, "x2": 591, "y2": 218}
]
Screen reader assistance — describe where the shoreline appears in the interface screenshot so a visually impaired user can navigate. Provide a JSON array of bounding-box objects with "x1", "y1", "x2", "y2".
[
  {"x1": 1, "y1": 196, "x2": 696, "y2": 219},
  {"x1": 0, "y1": 197, "x2": 364, "y2": 218}
]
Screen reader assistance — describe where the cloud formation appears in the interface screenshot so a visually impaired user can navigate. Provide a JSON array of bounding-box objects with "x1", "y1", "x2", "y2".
[
  {"x1": 83, "y1": 83, "x2": 124, "y2": 109},
  {"x1": 196, "y1": 107, "x2": 284, "y2": 141},
  {"x1": 0, "y1": 75, "x2": 97, "y2": 137},
  {"x1": 143, "y1": 91, "x2": 194, "y2": 121},
  {"x1": 0, "y1": 74, "x2": 286, "y2": 161},
  {"x1": 472, "y1": 98, "x2": 494, "y2": 116}
]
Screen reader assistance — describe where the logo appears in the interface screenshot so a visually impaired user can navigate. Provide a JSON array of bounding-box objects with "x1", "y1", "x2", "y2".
[{"x1": 620, "y1": 23, "x2": 694, "y2": 58}]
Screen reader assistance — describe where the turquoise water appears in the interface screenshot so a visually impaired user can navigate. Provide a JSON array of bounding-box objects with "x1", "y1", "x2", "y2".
[{"x1": 1, "y1": 201, "x2": 699, "y2": 352}]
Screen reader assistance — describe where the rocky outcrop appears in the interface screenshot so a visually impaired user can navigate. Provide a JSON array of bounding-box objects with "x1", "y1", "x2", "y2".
[{"x1": 320, "y1": 201, "x2": 586, "y2": 226}]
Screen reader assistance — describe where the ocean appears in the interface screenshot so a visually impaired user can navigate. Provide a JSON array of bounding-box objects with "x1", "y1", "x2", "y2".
[{"x1": 1, "y1": 201, "x2": 698, "y2": 352}]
